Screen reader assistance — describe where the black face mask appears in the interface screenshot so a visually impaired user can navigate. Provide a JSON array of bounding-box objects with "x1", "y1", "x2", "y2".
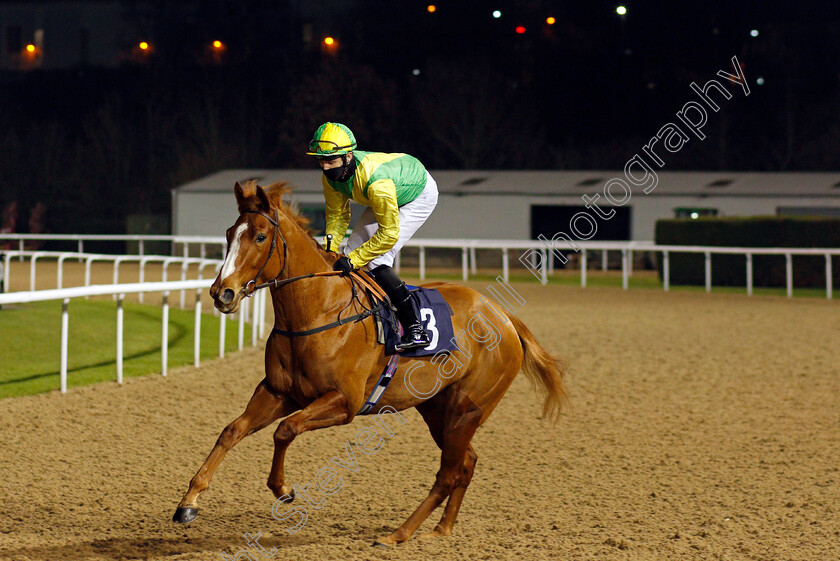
[{"x1": 323, "y1": 155, "x2": 356, "y2": 181}]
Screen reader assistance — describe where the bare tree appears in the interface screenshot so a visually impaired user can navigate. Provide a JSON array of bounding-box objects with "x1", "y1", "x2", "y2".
[{"x1": 411, "y1": 61, "x2": 545, "y2": 169}]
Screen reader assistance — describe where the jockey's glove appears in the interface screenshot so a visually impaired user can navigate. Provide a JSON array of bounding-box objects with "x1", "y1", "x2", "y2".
[{"x1": 333, "y1": 255, "x2": 355, "y2": 276}]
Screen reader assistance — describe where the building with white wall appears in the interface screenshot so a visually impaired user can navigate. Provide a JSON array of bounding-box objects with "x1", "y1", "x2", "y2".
[{"x1": 172, "y1": 170, "x2": 840, "y2": 242}]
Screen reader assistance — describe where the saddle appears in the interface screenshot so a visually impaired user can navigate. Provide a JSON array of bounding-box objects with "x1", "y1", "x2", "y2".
[
  {"x1": 355, "y1": 273, "x2": 459, "y2": 415},
  {"x1": 372, "y1": 285, "x2": 458, "y2": 357}
]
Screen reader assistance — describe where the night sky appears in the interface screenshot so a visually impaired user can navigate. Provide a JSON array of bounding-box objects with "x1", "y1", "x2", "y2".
[{"x1": 0, "y1": 0, "x2": 838, "y2": 233}]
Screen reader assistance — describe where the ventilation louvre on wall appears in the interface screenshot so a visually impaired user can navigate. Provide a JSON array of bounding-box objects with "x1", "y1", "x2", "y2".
[{"x1": 706, "y1": 179, "x2": 734, "y2": 188}]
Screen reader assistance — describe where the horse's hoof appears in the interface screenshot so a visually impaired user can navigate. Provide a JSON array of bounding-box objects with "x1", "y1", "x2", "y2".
[
  {"x1": 277, "y1": 489, "x2": 295, "y2": 503},
  {"x1": 172, "y1": 506, "x2": 199, "y2": 524}
]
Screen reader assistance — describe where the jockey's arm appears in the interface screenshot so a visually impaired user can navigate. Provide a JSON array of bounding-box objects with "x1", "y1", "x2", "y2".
[
  {"x1": 347, "y1": 179, "x2": 400, "y2": 268},
  {"x1": 322, "y1": 177, "x2": 351, "y2": 250}
]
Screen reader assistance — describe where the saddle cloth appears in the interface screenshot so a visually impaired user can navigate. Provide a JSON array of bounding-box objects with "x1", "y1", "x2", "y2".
[
  {"x1": 375, "y1": 286, "x2": 458, "y2": 357},
  {"x1": 358, "y1": 286, "x2": 458, "y2": 415}
]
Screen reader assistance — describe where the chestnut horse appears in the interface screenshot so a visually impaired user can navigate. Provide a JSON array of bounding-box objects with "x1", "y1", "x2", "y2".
[{"x1": 173, "y1": 180, "x2": 567, "y2": 546}]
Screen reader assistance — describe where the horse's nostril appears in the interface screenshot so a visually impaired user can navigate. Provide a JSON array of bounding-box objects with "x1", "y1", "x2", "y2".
[{"x1": 219, "y1": 288, "x2": 235, "y2": 304}]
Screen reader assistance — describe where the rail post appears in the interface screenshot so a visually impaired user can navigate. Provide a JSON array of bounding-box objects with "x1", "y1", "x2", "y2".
[
  {"x1": 462, "y1": 246, "x2": 469, "y2": 281},
  {"x1": 161, "y1": 292, "x2": 169, "y2": 377},
  {"x1": 60, "y1": 298, "x2": 69, "y2": 393},
  {"x1": 238, "y1": 298, "x2": 247, "y2": 351},
  {"x1": 826, "y1": 254, "x2": 833, "y2": 300},
  {"x1": 540, "y1": 248, "x2": 548, "y2": 285},
  {"x1": 57, "y1": 254, "x2": 72, "y2": 289},
  {"x1": 116, "y1": 294, "x2": 124, "y2": 384},
  {"x1": 746, "y1": 253, "x2": 753, "y2": 296},
  {"x1": 30, "y1": 252, "x2": 43, "y2": 291},
  {"x1": 3, "y1": 252, "x2": 11, "y2": 290},
  {"x1": 194, "y1": 289, "x2": 202, "y2": 367},
  {"x1": 663, "y1": 250, "x2": 670, "y2": 292},
  {"x1": 581, "y1": 249, "x2": 587, "y2": 287},
  {"x1": 621, "y1": 249, "x2": 628, "y2": 290},
  {"x1": 219, "y1": 308, "x2": 226, "y2": 358},
  {"x1": 785, "y1": 253, "x2": 793, "y2": 298},
  {"x1": 704, "y1": 252, "x2": 711, "y2": 293},
  {"x1": 251, "y1": 293, "x2": 258, "y2": 346}
]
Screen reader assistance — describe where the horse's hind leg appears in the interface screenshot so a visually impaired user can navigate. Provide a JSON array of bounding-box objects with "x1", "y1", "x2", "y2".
[
  {"x1": 374, "y1": 391, "x2": 482, "y2": 546},
  {"x1": 173, "y1": 380, "x2": 296, "y2": 523},
  {"x1": 419, "y1": 444, "x2": 477, "y2": 539},
  {"x1": 415, "y1": 396, "x2": 479, "y2": 540}
]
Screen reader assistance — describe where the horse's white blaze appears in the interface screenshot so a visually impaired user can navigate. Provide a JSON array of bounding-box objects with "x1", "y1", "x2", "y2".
[{"x1": 220, "y1": 223, "x2": 248, "y2": 282}]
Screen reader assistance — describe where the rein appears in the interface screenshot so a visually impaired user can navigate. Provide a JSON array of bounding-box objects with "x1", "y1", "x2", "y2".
[{"x1": 235, "y1": 208, "x2": 389, "y2": 338}]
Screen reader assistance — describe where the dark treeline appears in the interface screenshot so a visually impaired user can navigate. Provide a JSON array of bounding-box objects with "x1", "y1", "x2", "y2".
[{"x1": 0, "y1": 0, "x2": 838, "y2": 235}]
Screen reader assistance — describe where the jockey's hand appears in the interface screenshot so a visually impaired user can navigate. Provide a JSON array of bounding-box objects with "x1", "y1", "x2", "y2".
[{"x1": 333, "y1": 255, "x2": 355, "y2": 276}]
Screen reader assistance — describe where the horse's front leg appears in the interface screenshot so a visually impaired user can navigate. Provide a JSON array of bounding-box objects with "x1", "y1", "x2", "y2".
[
  {"x1": 173, "y1": 380, "x2": 297, "y2": 523},
  {"x1": 266, "y1": 390, "x2": 353, "y2": 500}
]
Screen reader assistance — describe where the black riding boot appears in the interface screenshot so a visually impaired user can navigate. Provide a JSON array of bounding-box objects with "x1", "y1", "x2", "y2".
[{"x1": 370, "y1": 264, "x2": 430, "y2": 351}]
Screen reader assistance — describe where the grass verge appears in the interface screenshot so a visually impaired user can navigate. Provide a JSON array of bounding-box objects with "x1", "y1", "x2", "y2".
[
  {"x1": 0, "y1": 299, "x2": 252, "y2": 398},
  {"x1": 405, "y1": 269, "x2": 833, "y2": 298}
]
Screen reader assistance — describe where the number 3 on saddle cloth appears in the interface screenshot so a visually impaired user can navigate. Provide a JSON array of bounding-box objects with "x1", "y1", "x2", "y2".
[{"x1": 358, "y1": 286, "x2": 459, "y2": 415}]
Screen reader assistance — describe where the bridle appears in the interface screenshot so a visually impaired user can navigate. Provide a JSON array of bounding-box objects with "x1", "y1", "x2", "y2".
[
  {"x1": 225, "y1": 207, "x2": 391, "y2": 338},
  {"x1": 241, "y1": 209, "x2": 287, "y2": 297}
]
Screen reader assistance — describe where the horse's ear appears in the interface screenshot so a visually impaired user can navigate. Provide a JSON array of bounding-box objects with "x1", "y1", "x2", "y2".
[
  {"x1": 234, "y1": 181, "x2": 244, "y2": 203},
  {"x1": 256, "y1": 185, "x2": 271, "y2": 212}
]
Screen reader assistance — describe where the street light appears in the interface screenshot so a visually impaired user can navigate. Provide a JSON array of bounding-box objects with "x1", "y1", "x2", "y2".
[
  {"x1": 616, "y1": 6, "x2": 627, "y2": 16},
  {"x1": 546, "y1": 17, "x2": 556, "y2": 25},
  {"x1": 139, "y1": 42, "x2": 149, "y2": 50},
  {"x1": 322, "y1": 36, "x2": 339, "y2": 55},
  {"x1": 492, "y1": 10, "x2": 501, "y2": 19}
]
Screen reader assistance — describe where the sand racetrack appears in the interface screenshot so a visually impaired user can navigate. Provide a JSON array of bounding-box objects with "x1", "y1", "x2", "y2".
[{"x1": 1, "y1": 282, "x2": 838, "y2": 561}]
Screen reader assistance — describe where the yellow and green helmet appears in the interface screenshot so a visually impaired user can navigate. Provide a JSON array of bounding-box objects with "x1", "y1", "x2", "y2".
[{"x1": 306, "y1": 122, "x2": 357, "y2": 157}]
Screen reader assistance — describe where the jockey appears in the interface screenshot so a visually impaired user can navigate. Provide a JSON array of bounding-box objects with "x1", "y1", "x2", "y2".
[{"x1": 307, "y1": 122, "x2": 438, "y2": 352}]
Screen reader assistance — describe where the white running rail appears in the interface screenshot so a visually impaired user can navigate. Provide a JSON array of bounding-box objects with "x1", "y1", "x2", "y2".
[
  {"x1": 2, "y1": 235, "x2": 838, "y2": 298},
  {"x1": 0, "y1": 280, "x2": 266, "y2": 394}
]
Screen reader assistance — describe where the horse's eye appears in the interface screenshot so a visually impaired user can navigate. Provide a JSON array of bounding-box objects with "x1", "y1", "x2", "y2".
[{"x1": 256, "y1": 233, "x2": 267, "y2": 243}]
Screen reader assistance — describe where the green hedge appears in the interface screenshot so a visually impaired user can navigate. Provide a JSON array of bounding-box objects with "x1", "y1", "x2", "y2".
[{"x1": 654, "y1": 217, "x2": 840, "y2": 288}]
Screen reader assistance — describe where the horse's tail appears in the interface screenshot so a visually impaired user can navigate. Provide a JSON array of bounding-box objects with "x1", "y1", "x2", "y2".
[{"x1": 507, "y1": 313, "x2": 568, "y2": 423}]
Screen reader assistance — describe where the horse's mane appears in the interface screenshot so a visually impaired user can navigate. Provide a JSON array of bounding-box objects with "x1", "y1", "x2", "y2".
[{"x1": 237, "y1": 179, "x2": 324, "y2": 252}]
